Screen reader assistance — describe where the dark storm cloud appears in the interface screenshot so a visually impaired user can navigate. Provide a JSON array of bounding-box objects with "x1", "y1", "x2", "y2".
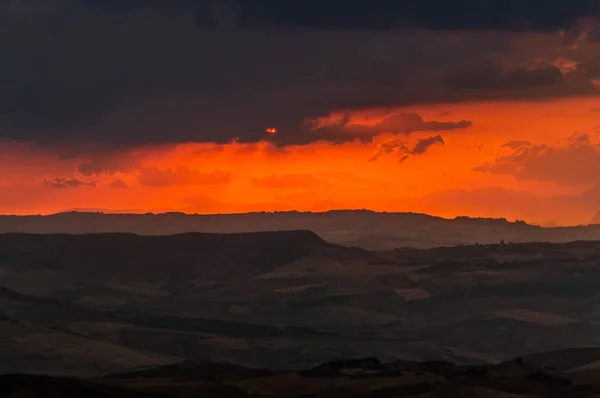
[
  {"x1": 305, "y1": 113, "x2": 471, "y2": 144},
  {"x1": 0, "y1": 17, "x2": 494, "y2": 146},
  {"x1": 0, "y1": 0, "x2": 598, "y2": 146},
  {"x1": 43, "y1": 177, "x2": 96, "y2": 189},
  {"x1": 411, "y1": 135, "x2": 445, "y2": 155},
  {"x1": 586, "y1": 21, "x2": 600, "y2": 42},
  {"x1": 368, "y1": 134, "x2": 445, "y2": 162},
  {"x1": 6, "y1": 1, "x2": 597, "y2": 30},
  {"x1": 501, "y1": 140, "x2": 533, "y2": 149},
  {"x1": 77, "y1": 152, "x2": 141, "y2": 176},
  {"x1": 569, "y1": 132, "x2": 591, "y2": 144},
  {"x1": 442, "y1": 65, "x2": 564, "y2": 90},
  {"x1": 74, "y1": 0, "x2": 600, "y2": 32}
]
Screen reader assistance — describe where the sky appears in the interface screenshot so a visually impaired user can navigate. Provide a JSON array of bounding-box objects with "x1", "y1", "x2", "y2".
[{"x1": 1, "y1": 0, "x2": 600, "y2": 225}]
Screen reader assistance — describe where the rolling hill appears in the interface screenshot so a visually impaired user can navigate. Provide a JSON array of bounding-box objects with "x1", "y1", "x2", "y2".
[
  {"x1": 3, "y1": 231, "x2": 600, "y2": 378},
  {"x1": 3, "y1": 210, "x2": 600, "y2": 250},
  {"x1": 5, "y1": 351, "x2": 600, "y2": 397}
]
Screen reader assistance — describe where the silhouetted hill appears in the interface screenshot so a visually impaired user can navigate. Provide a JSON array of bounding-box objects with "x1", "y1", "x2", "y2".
[
  {"x1": 2, "y1": 210, "x2": 600, "y2": 249},
  {"x1": 0, "y1": 230, "x2": 334, "y2": 283}
]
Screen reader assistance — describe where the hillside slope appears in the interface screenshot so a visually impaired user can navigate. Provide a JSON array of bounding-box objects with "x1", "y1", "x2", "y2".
[
  {"x1": 4, "y1": 351, "x2": 600, "y2": 397},
  {"x1": 3, "y1": 210, "x2": 600, "y2": 249},
  {"x1": 3, "y1": 232, "x2": 600, "y2": 376}
]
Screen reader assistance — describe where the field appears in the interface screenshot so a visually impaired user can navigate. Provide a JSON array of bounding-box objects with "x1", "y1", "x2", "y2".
[{"x1": 1, "y1": 231, "x2": 600, "y2": 380}]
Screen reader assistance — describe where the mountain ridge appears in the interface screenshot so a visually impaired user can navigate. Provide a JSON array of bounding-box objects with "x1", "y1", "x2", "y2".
[
  {"x1": 3, "y1": 209, "x2": 501, "y2": 222},
  {"x1": 2, "y1": 210, "x2": 600, "y2": 250}
]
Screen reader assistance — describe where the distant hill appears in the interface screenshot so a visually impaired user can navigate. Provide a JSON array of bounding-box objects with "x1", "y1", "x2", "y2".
[
  {"x1": 2, "y1": 210, "x2": 600, "y2": 249},
  {"x1": 4, "y1": 232, "x2": 600, "y2": 376}
]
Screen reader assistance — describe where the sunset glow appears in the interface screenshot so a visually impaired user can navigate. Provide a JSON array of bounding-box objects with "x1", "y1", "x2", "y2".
[
  {"x1": 1, "y1": 95, "x2": 598, "y2": 226},
  {"x1": 6, "y1": 2, "x2": 600, "y2": 386},
  {"x1": 2, "y1": 6, "x2": 600, "y2": 226}
]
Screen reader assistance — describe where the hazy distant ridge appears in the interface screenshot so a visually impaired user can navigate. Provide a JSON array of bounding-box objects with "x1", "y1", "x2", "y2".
[{"x1": 2, "y1": 210, "x2": 600, "y2": 249}]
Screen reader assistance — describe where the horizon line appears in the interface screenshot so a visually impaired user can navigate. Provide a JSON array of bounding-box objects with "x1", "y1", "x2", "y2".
[{"x1": 0, "y1": 209, "x2": 595, "y2": 228}]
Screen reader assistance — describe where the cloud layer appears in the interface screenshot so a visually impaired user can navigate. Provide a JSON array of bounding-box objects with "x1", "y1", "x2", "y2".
[
  {"x1": 306, "y1": 113, "x2": 471, "y2": 144},
  {"x1": 369, "y1": 134, "x2": 445, "y2": 162},
  {"x1": 0, "y1": 2, "x2": 599, "y2": 146},
  {"x1": 474, "y1": 134, "x2": 600, "y2": 185},
  {"x1": 138, "y1": 167, "x2": 232, "y2": 187},
  {"x1": 87, "y1": 1, "x2": 600, "y2": 32}
]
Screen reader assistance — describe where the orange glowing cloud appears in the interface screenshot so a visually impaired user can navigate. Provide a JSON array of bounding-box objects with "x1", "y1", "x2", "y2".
[
  {"x1": 251, "y1": 173, "x2": 324, "y2": 189},
  {"x1": 138, "y1": 167, "x2": 232, "y2": 187},
  {"x1": 1, "y1": 96, "x2": 600, "y2": 225}
]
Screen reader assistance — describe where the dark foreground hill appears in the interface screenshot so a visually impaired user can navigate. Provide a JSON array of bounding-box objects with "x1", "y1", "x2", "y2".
[
  {"x1": 4, "y1": 351, "x2": 600, "y2": 397},
  {"x1": 3, "y1": 231, "x2": 600, "y2": 377},
  {"x1": 3, "y1": 210, "x2": 600, "y2": 249}
]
